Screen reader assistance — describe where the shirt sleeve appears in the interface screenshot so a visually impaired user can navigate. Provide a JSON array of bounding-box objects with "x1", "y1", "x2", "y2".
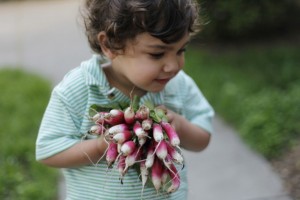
[
  {"x1": 164, "y1": 71, "x2": 215, "y2": 134},
  {"x1": 35, "y1": 88, "x2": 82, "y2": 160},
  {"x1": 181, "y1": 73, "x2": 215, "y2": 134}
]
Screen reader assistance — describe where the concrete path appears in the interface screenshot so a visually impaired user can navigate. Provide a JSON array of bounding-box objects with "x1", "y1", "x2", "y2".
[{"x1": 0, "y1": 1, "x2": 293, "y2": 200}]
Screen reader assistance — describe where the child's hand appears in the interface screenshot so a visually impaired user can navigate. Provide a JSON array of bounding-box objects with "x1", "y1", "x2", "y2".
[
  {"x1": 155, "y1": 105, "x2": 181, "y2": 133},
  {"x1": 97, "y1": 134, "x2": 109, "y2": 154},
  {"x1": 155, "y1": 105, "x2": 210, "y2": 152}
]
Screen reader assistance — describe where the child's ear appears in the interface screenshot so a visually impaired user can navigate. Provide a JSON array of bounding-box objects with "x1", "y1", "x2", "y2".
[{"x1": 97, "y1": 32, "x2": 117, "y2": 59}]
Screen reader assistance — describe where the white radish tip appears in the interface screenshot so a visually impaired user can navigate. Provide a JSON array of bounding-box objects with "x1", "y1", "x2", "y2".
[
  {"x1": 167, "y1": 186, "x2": 179, "y2": 193},
  {"x1": 138, "y1": 137, "x2": 147, "y2": 146},
  {"x1": 171, "y1": 138, "x2": 180, "y2": 146},
  {"x1": 152, "y1": 178, "x2": 162, "y2": 191},
  {"x1": 121, "y1": 146, "x2": 130, "y2": 155},
  {"x1": 92, "y1": 113, "x2": 101, "y2": 122}
]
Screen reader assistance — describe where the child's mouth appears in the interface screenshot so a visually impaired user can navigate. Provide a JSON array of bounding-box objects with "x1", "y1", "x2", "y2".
[{"x1": 155, "y1": 78, "x2": 171, "y2": 85}]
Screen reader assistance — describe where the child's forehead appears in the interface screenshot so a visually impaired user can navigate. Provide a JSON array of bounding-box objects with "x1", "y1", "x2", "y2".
[{"x1": 130, "y1": 32, "x2": 190, "y2": 49}]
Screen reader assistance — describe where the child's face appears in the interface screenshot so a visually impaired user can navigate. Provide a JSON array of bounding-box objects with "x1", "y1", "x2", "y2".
[{"x1": 108, "y1": 32, "x2": 190, "y2": 96}]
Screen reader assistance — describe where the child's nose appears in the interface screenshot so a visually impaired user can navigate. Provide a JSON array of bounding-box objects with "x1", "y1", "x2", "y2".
[{"x1": 163, "y1": 57, "x2": 181, "y2": 73}]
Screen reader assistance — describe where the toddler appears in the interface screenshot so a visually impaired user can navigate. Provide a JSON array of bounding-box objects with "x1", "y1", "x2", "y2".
[{"x1": 36, "y1": 0, "x2": 214, "y2": 199}]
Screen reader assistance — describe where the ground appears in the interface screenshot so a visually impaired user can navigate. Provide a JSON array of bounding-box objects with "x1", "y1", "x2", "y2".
[{"x1": 271, "y1": 140, "x2": 300, "y2": 200}]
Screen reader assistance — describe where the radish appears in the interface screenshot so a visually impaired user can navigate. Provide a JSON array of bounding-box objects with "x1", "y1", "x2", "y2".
[
  {"x1": 124, "y1": 106, "x2": 135, "y2": 124},
  {"x1": 138, "y1": 136, "x2": 147, "y2": 147},
  {"x1": 133, "y1": 121, "x2": 148, "y2": 138},
  {"x1": 142, "y1": 118, "x2": 153, "y2": 131},
  {"x1": 120, "y1": 140, "x2": 136, "y2": 156},
  {"x1": 153, "y1": 123, "x2": 164, "y2": 142},
  {"x1": 104, "y1": 109, "x2": 124, "y2": 125},
  {"x1": 166, "y1": 142, "x2": 184, "y2": 165},
  {"x1": 92, "y1": 112, "x2": 109, "y2": 124},
  {"x1": 91, "y1": 112, "x2": 102, "y2": 123},
  {"x1": 108, "y1": 123, "x2": 129, "y2": 135},
  {"x1": 110, "y1": 109, "x2": 124, "y2": 117},
  {"x1": 161, "y1": 121, "x2": 180, "y2": 147},
  {"x1": 167, "y1": 164, "x2": 180, "y2": 193},
  {"x1": 106, "y1": 142, "x2": 118, "y2": 167},
  {"x1": 162, "y1": 154, "x2": 173, "y2": 169},
  {"x1": 88, "y1": 124, "x2": 106, "y2": 135},
  {"x1": 145, "y1": 143, "x2": 155, "y2": 169},
  {"x1": 135, "y1": 105, "x2": 150, "y2": 120},
  {"x1": 124, "y1": 148, "x2": 141, "y2": 172},
  {"x1": 155, "y1": 140, "x2": 168, "y2": 160},
  {"x1": 113, "y1": 130, "x2": 132, "y2": 144},
  {"x1": 151, "y1": 157, "x2": 164, "y2": 192}
]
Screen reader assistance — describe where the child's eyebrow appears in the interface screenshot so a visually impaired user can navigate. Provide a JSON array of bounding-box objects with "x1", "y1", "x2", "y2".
[
  {"x1": 145, "y1": 44, "x2": 169, "y2": 50},
  {"x1": 145, "y1": 41, "x2": 190, "y2": 50}
]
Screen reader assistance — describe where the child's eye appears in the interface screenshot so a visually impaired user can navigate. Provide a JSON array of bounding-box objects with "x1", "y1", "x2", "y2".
[
  {"x1": 177, "y1": 48, "x2": 186, "y2": 55},
  {"x1": 149, "y1": 53, "x2": 165, "y2": 59}
]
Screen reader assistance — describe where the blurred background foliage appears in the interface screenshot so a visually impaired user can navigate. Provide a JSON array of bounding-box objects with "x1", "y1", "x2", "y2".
[
  {"x1": 185, "y1": 45, "x2": 300, "y2": 159},
  {"x1": 197, "y1": 0, "x2": 300, "y2": 41},
  {"x1": 1, "y1": 0, "x2": 299, "y2": 40},
  {"x1": 0, "y1": 69, "x2": 59, "y2": 199}
]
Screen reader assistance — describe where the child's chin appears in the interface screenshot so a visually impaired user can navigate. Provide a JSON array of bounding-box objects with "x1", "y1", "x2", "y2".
[{"x1": 148, "y1": 87, "x2": 165, "y2": 93}]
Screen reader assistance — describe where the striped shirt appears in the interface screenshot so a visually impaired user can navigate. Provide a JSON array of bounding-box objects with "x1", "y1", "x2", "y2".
[{"x1": 36, "y1": 55, "x2": 214, "y2": 200}]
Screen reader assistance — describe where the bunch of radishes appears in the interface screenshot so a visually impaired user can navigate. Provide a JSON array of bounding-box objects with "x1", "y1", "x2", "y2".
[{"x1": 87, "y1": 98, "x2": 183, "y2": 194}]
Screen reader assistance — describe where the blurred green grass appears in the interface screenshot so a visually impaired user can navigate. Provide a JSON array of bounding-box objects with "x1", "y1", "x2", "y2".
[
  {"x1": 0, "y1": 68, "x2": 58, "y2": 199},
  {"x1": 184, "y1": 43, "x2": 300, "y2": 159}
]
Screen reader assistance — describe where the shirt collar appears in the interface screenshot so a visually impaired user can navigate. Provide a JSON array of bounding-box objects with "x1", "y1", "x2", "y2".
[{"x1": 84, "y1": 55, "x2": 109, "y2": 87}]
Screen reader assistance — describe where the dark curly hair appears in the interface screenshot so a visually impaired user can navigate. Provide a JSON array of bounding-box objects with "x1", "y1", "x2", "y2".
[{"x1": 81, "y1": 0, "x2": 201, "y2": 55}]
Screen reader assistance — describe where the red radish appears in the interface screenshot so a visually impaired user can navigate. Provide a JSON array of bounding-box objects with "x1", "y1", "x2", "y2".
[
  {"x1": 166, "y1": 142, "x2": 184, "y2": 165},
  {"x1": 108, "y1": 123, "x2": 129, "y2": 135},
  {"x1": 104, "y1": 109, "x2": 124, "y2": 125},
  {"x1": 133, "y1": 121, "x2": 148, "y2": 138},
  {"x1": 138, "y1": 136, "x2": 147, "y2": 146},
  {"x1": 106, "y1": 142, "x2": 118, "y2": 167},
  {"x1": 124, "y1": 106, "x2": 135, "y2": 124},
  {"x1": 135, "y1": 105, "x2": 150, "y2": 120},
  {"x1": 113, "y1": 130, "x2": 132, "y2": 144},
  {"x1": 151, "y1": 157, "x2": 164, "y2": 192},
  {"x1": 162, "y1": 154, "x2": 173, "y2": 169},
  {"x1": 88, "y1": 124, "x2": 106, "y2": 135},
  {"x1": 167, "y1": 164, "x2": 180, "y2": 193},
  {"x1": 92, "y1": 112, "x2": 108, "y2": 124},
  {"x1": 124, "y1": 148, "x2": 141, "y2": 172},
  {"x1": 153, "y1": 123, "x2": 164, "y2": 142},
  {"x1": 161, "y1": 121, "x2": 180, "y2": 147},
  {"x1": 110, "y1": 109, "x2": 124, "y2": 117},
  {"x1": 155, "y1": 140, "x2": 168, "y2": 160},
  {"x1": 142, "y1": 118, "x2": 153, "y2": 131},
  {"x1": 91, "y1": 112, "x2": 101, "y2": 123},
  {"x1": 120, "y1": 140, "x2": 136, "y2": 156},
  {"x1": 145, "y1": 145, "x2": 155, "y2": 169}
]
